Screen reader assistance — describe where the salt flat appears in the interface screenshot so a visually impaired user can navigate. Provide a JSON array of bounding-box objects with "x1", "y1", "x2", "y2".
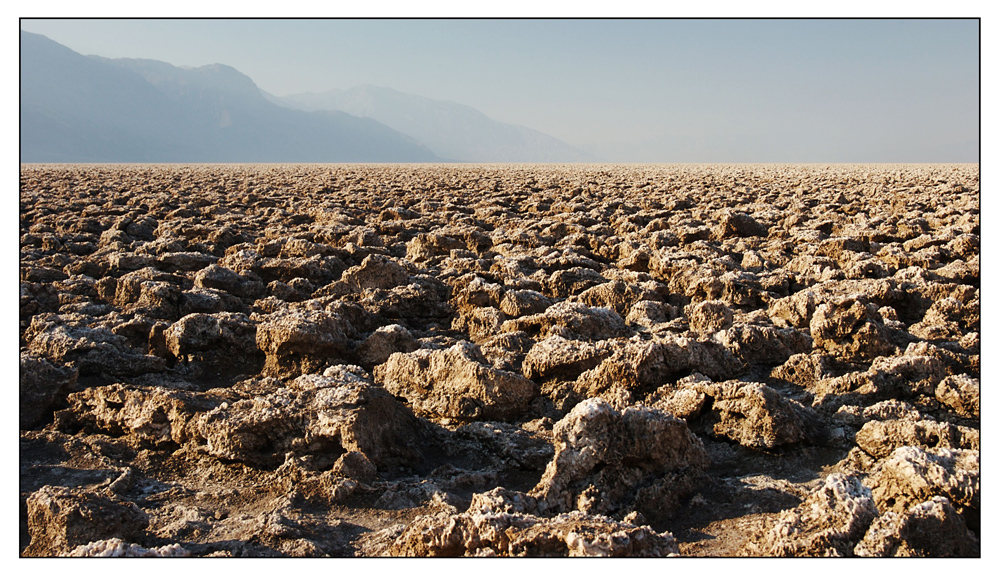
[{"x1": 19, "y1": 163, "x2": 979, "y2": 557}]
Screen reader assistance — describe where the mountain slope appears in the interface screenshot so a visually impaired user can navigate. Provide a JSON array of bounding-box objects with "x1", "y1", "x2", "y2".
[
  {"x1": 279, "y1": 85, "x2": 596, "y2": 163},
  {"x1": 21, "y1": 31, "x2": 198, "y2": 162},
  {"x1": 20, "y1": 31, "x2": 439, "y2": 163}
]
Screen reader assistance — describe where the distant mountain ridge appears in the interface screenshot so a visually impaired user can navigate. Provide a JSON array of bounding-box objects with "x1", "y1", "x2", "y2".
[
  {"x1": 277, "y1": 85, "x2": 597, "y2": 163},
  {"x1": 20, "y1": 31, "x2": 440, "y2": 163}
]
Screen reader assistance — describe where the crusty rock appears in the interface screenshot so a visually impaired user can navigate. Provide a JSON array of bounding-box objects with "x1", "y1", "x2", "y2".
[
  {"x1": 355, "y1": 275, "x2": 453, "y2": 322},
  {"x1": 452, "y1": 306, "x2": 506, "y2": 343},
  {"x1": 374, "y1": 342, "x2": 538, "y2": 421},
  {"x1": 502, "y1": 301, "x2": 631, "y2": 341},
  {"x1": 499, "y1": 289, "x2": 553, "y2": 318},
  {"x1": 522, "y1": 335, "x2": 610, "y2": 381},
  {"x1": 716, "y1": 210, "x2": 768, "y2": 239},
  {"x1": 383, "y1": 485, "x2": 679, "y2": 557},
  {"x1": 442, "y1": 420, "x2": 555, "y2": 475},
  {"x1": 386, "y1": 508, "x2": 678, "y2": 557},
  {"x1": 740, "y1": 250, "x2": 767, "y2": 271},
  {"x1": 685, "y1": 270, "x2": 767, "y2": 309},
  {"x1": 125, "y1": 216, "x2": 157, "y2": 240},
  {"x1": 406, "y1": 232, "x2": 466, "y2": 262},
  {"x1": 478, "y1": 331, "x2": 534, "y2": 373},
  {"x1": 106, "y1": 251, "x2": 153, "y2": 273},
  {"x1": 268, "y1": 279, "x2": 313, "y2": 302},
  {"x1": 330, "y1": 451, "x2": 378, "y2": 482},
  {"x1": 816, "y1": 236, "x2": 871, "y2": 266},
  {"x1": 24, "y1": 485, "x2": 148, "y2": 557},
  {"x1": 344, "y1": 225, "x2": 385, "y2": 247},
  {"x1": 450, "y1": 276, "x2": 505, "y2": 312},
  {"x1": 908, "y1": 294, "x2": 979, "y2": 341},
  {"x1": 545, "y1": 267, "x2": 607, "y2": 298},
  {"x1": 20, "y1": 281, "x2": 62, "y2": 326},
  {"x1": 663, "y1": 336, "x2": 745, "y2": 381},
  {"x1": 466, "y1": 486, "x2": 539, "y2": 515},
  {"x1": 194, "y1": 263, "x2": 265, "y2": 300},
  {"x1": 340, "y1": 254, "x2": 411, "y2": 293},
  {"x1": 324, "y1": 299, "x2": 381, "y2": 334},
  {"x1": 811, "y1": 350, "x2": 947, "y2": 408},
  {"x1": 20, "y1": 351, "x2": 78, "y2": 429},
  {"x1": 355, "y1": 324, "x2": 420, "y2": 368},
  {"x1": 746, "y1": 474, "x2": 877, "y2": 557},
  {"x1": 867, "y1": 447, "x2": 979, "y2": 515},
  {"x1": 164, "y1": 312, "x2": 259, "y2": 374},
  {"x1": 809, "y1": 295, "x2": 896, "y2": 361},
  {"x1": 277, "y1": 237, "x2": 340, "y2": 258},
  {"x1": 529, "y1": 398, "x2": 709, "y2": 518},
  {"x1": 570, "y1": 279, "x2": 659, "y2": 316},
  {"x1": 714, "y1": 323, "x2": 812, "y2": 366},
  {"x1": 108, "y1": 314, "x2": 162, "y2": 350},
  {"x1": 686, "y1": 299, "x2": 733, "y2": 333},
  {"x1": 573, "y1": 335, "x2": 743, "y2": 407},
  {"x1": 26, "y1": 316, "x2": 166, "y2": 377},
  {"x1": 935, "y1": 374, "x2": 979, "y2": 419},
  {"x1": 932, "y1": 257, "x2": 978, "y2": 285},
  {"x1": 854, "y1": 419, "x2": 979, "y2": 460},
  {"x1": 770, "y1": 352, "x2": 856, "y2": 389},
  {"x1": 624, "y1": 299, "x2": 678, "y2": 328},
  {"x1": 69, "y1": 537, "x2": 191, "y2": 557},
  {"x1": 945, "y1": 233, "x2": 979, "y2": 259},
  {"x1": 22, "y1": 264, "x2": 69, "y2": 283},
  {"x1": 198, "y1": 367, "x2": 424, "y2": 469},
  {"x1": 569, "y1": 340, "x2": 666, "y2": 407},
  {"x1": 178, "y1": 287, "x2": 247, "y2": 316},
  {"x1": 862, "y1": 399, "x2": 923, "y2": 422},
  {"x1": 197, "y1": 493, "x2": 342, "y2": 556},
  {"x1": 785, "y1": 253, "x2": 843, "y2": 284},
  {"x1": 58, "y1": 383, "x2": 222, "y2": 447},
  {"x1": 692, "y1": 381, "x2": 815, "y2": 448},
  {"x1": 647, "y1": 386, "x2": 708, "y2": 422},
  {"x1": 255, "y1": 255, "x2": 345, "y2": 286},
  {"x1": 95, "y1": 269, "x2": 181, "y2": 319},
  {"x1": 857, "y1": 352, "x2": 946, "y2": 398},
  {"x1": 834, "y1": 399, "x2": 925, "y2": 429},
  {"x1": 255, "y1": 307, "x2": 354, "y2": 377},
  {"x1": 854, "y1": 496, "x2": 979, "y2": 557},
  {"x1": 906, "y1": 339, "x2": 978, "y2": 378},
  {"x1": 155, "y1": 251, "x2": 218, "y2": 273}
]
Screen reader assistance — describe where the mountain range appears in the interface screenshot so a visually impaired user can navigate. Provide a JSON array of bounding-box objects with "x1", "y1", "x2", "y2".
[
  {"x1": 20, "y1": 31, "x2": 439, "y2": 163},
  {"x1": 20, "y1": 30, "x2": 594, "y2": 163},
  {"x1": 275, "y1": 86, "x2": 595, "y2": 163}
]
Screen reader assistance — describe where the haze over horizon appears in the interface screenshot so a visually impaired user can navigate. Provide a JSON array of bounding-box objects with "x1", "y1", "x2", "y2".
[{"x1": 19, "y1": 18, "x2": 979, "y2": 162}]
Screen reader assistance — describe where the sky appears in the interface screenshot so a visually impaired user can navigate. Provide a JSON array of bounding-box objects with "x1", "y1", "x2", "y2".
[{"x1": 18, "y1": 17, "x2": 979, "y2": 162}]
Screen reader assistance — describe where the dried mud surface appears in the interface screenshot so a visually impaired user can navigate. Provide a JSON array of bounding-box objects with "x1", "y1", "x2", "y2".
[{"x1": 19, "y1": 163, "x2": 979, "y2": 557}]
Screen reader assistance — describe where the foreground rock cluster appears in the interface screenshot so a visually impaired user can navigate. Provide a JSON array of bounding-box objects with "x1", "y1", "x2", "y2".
[{"x1": 19, "y1": 163, "x2": 979, "y2": 557}]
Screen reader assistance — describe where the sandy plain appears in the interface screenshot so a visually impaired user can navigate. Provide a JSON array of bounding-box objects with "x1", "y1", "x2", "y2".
[{"x1": 19, "y1": 163, "x2": 979, "y2": 557}]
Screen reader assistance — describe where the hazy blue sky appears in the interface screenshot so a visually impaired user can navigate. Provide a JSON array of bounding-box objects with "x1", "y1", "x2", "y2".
[{"x1": 19, "y1": 18, "x2": 979, "y2": 162}]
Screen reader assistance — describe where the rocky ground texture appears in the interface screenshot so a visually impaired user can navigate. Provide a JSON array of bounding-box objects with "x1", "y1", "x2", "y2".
[{"x1": 19, "y1": 163, "x2": 979, "y2": 557}]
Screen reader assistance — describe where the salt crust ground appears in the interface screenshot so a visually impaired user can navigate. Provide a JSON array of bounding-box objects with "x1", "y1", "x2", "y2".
[{"x1": 19, "y1": 163, "x2": 979, "y2": 557}]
